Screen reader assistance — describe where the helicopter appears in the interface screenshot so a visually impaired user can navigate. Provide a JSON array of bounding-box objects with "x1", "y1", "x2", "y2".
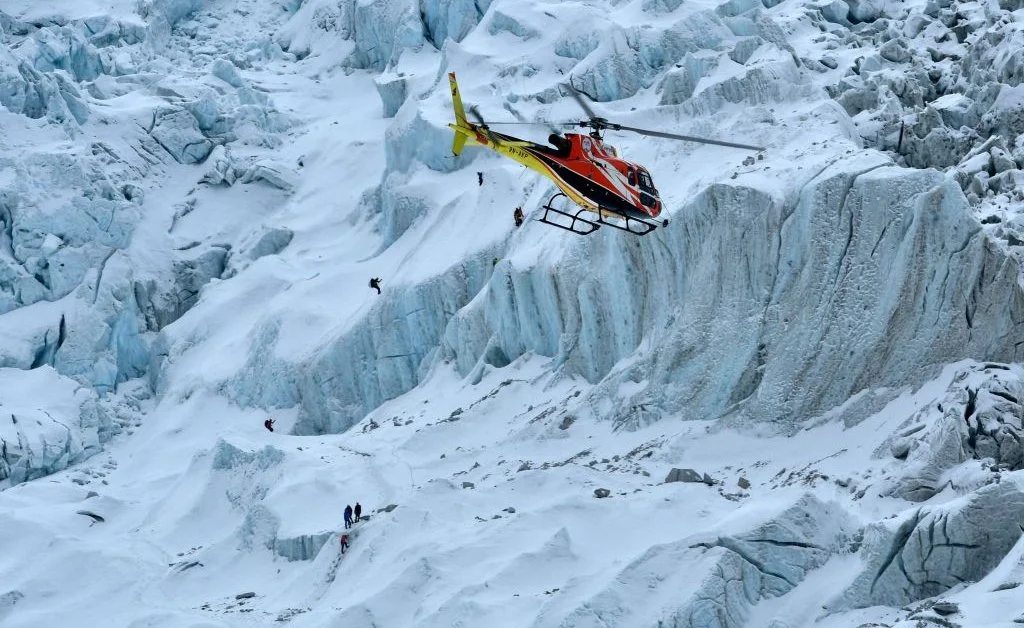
[{"x1": 447, "y1": 72, "x2": 764, "y2": 235}]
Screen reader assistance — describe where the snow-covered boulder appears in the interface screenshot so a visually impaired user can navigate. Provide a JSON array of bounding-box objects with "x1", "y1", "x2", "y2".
[
  {"x1": 847, "y1": 0, "x2": 884, "y2": 23},
  {"x1": 819, "y1": 0, "x2": 852, "y2": 25},
  {"x1": 0, "y1": 366, "x2": 107, "y2": 486}
]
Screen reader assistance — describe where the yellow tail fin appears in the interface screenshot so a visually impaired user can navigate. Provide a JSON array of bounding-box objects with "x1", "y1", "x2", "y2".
[{"x1": 449, "y1": 72, "x2": 469, "y2": 156}]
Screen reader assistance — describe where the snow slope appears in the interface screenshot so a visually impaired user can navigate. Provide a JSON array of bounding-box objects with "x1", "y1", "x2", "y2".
[{"x1": 2, "y1": 0, "x2": 1024, "y2": 626}]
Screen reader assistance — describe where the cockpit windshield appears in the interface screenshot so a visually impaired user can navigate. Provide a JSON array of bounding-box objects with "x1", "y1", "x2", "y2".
[{"x1": 637, "y1": 169, "x2": 657, "y2": 195}]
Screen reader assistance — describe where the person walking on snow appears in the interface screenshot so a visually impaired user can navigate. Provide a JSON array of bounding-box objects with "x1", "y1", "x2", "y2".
[
  {"x1": 340, "y1": 533, "x2": 349, "y2": 554},
  {"x1": 344, "y1": 504, "x2": 353, "y2": 529},
  {"x1": 263, "y1": 417, "x2": 275, "y2": 432},
  {"x1": 477, "y1": 172, "x2": 484, "y2": 186},
  {"x1": 513, "y1": 206, "x2": 524, "y2": 227},
  {"x1": 354, "y1": 502, "x2": 362, "y2": 523},
  {"x1": 369, "y1": 277, "x2": 382, "y2": 295}
]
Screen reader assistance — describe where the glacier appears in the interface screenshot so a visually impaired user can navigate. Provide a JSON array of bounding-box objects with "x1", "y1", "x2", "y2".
[{"x1": 2, "y1": 0, "x2": 1024, "y2": 625}]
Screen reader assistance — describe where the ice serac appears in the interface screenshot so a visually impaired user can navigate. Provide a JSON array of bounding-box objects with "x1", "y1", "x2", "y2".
[
  {"x1": 273, "y1": 531, "x2": 334, "y2": 561},
  {"x1": 138, "y1": 0, "x2": 206, "y2": 48},
  {"x1": 553, "y1": 495, "x2": 857, "y2": 628},
  {"x1": 446, "y1": 153, "x2": 1024, "y2": 429},
  {"x1": 0, "y1": 367, "x2": 107, "y2": 486},
  {"x1": 298, "y1": 252, "x2": 496, "y2": 433},
  {"x1": 0, "y1": 48, "x2": 90, "y2": 127},
  {"x1": 419, "y1": 0, "x2": 483, "y2": 48},
  {"x1": 834, "y1": 475, "x2": 1024, "y2": 609},
  {"x1": 228, "y1": 250, "x2": 496, "y2": 435},
  {"x1": 570, "y1": 11, "x2": 732, "y2": 103},
  {"x1": 880, "y1": 362, "x2": 1024, "y2": 501}
]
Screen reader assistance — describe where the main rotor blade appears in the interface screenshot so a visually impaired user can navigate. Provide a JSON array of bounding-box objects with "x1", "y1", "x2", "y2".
[
  {"x1": 485, "y1": 121, "x2": 559, "y2": 126},
  {"x1": 616, "y1": 124, "x2": 764, "y2": 151},
  {"x1": 564, "y1": 82, "x2": 599, "y2": 121},
  {"x1": 468, "y1": 105, "x2": 487, "y2": 127}
]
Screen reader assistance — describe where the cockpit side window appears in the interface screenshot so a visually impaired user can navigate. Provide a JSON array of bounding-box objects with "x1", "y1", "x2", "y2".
[
  {"x1": 627, "y1": 167, "x2": 636, "y2": 186},
  {"x1": 637, "y1": 169, "x2": 656, "y2": 194}
]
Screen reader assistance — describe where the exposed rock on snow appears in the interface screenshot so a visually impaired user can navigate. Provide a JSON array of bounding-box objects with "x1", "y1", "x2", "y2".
[
  {"x1": 664, "y1": 467, "x2": 713, "y2": 485},
  {"x1": 0, "y1": 590, "x2": 24, "y2": 623},
  {"x1": 835, "y1": 476, "x2": 1024, "y2": 609}
]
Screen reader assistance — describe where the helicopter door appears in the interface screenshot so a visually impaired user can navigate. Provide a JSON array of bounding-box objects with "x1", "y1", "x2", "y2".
[
  {"x1": 637, "y1": 169, "x2": 658, "y2": 208},
  {"x1": 627, "y1": 167, "x2": 636, "y2": 187}
]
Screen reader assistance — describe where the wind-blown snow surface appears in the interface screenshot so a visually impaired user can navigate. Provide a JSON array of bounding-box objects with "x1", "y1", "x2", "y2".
[{"x1": 3, "y1": 0, "x2": 1024, "y2": 625}]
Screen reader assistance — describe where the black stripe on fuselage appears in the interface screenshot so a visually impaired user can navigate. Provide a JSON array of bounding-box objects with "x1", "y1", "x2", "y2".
[{"x1": 527, "y1": 149, "x2": 650, "y2": 220}]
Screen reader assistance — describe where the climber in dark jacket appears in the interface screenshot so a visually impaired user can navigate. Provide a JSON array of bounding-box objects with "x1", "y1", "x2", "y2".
[
  {"x1": 354, "y1": 502, "x2": 362, "y2": 523},
  {"x1": 513, "y1": 206, "x2": 524, "y2": 227},
  {"x1": 344, "y1": 504, "x2": 353, "y2": 529},
  {"x1": 369, "y1": 277, "x2": 382, "y2": 295},
  {"x1": 263, "y1": 418, "x2": 275, "y2": 432}
]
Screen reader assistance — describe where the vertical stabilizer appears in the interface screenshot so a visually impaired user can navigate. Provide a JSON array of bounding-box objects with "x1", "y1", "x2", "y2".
[{"x1": 449, "y1": 72, "x2": 469, "y2": 156}]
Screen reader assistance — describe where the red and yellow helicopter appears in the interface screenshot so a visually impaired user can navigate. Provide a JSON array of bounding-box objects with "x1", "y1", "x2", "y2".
[{"x1": 448, "y1": 72, "x2": 764, "y2": 235}]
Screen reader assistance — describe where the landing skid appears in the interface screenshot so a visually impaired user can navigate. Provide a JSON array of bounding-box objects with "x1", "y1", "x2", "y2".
[
  {"x1": 539, "y1": 193, "x2": 663, "y2": 236},
  {"x1": 539, "y1": 194, "x2": 601, "y2": 235}
]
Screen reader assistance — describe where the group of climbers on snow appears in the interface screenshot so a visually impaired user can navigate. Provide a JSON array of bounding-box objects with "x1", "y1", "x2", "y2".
[
  {"x1": 340, "y1": 502, "x2": 362, "y2": 553},
  {"x1": 259, "y1": 418, "x2": 365, "y2": 556},
  {"x1": 344, "y1": 502, "x2": 362, "y2": 528}
]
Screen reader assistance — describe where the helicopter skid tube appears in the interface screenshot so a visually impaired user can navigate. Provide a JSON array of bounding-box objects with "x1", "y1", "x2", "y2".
[
  {"x1": 539, "y1": 194, "x2": 602, "y2": 236},
  {"x1": 595, "y1": 209, "x2": 660, "y2": 236}
]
